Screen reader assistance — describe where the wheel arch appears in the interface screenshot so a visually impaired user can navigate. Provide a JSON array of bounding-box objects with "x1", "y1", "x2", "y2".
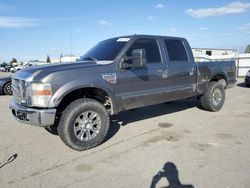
[
  {"x1": 55, "y1": 86, "x2": 115, "y2": 115},
  {"x1": 210, "y1": 73, "x2": 228, "y2": 88}
]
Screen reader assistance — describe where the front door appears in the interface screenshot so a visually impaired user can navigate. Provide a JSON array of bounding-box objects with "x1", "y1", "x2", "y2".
[{"x1": 115, "y1": 38, "x2": 169, "y2": 110}]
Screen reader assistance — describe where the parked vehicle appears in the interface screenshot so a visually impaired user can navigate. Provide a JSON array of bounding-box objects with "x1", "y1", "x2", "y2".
[
  {"x1": 5, "y1": 65, "x2": 14, "y2": 72},
  {"x1": 0, "y1": 76, "x2": 12, "y2": 95},
  {"x1": 10, "y1": 35, "x2": 236, "y2": 151},
  {"x1": 13, "y1": 65, "x2": 24, "y2": 72},
  {"x1": 10, "y1": 65, "x2": 19, "y2": 73},
  {"x1": 245, "y1": 70, "x2": 250, "y2": 87},
  {"x1": 23, "y1": 61, "x2": 49, "y2": 69}
]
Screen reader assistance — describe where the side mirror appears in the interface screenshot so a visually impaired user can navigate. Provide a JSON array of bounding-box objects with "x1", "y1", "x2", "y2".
[
  {"x1": 131, "y1": 49, "x2": 146, "y2": 68},
  {"x1": 120, "y1": 49, "x2": 147, "y2": 69}
]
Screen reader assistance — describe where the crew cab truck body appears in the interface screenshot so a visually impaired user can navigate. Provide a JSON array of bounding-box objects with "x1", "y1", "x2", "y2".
[{"x1": 10, "y1": 35, "x2": 236, "y2": 151}]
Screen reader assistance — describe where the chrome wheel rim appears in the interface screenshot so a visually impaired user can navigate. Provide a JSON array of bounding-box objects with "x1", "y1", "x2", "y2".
[
  {"x1": 212, "y1": 88, "x2": 222, "y2": 106},
  {"x1": 6, "y1": 84, "x2": 12, "y2": 94},
  {"x1": 73, "y1": 111, "x2": 101, "y2": 141}
]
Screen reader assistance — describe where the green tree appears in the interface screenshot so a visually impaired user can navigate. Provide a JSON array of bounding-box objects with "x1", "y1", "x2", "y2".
[
  {"x1": 9, "y1": 58, "x2": 17, "y2": 65},
  {"x1": 245, "y1": 44, "x2": 250, "y2": 53},
  {"x1": 46, "y1": 55, "x2": 51, "y2": 63},
  {"x1": 0, "y1": 62, "x2": 8, "y2": 67}
]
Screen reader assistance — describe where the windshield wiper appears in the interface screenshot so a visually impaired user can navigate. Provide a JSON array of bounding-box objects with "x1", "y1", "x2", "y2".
[{"x1": 82, "y1": 56, "x2": 98, "y2": 62}]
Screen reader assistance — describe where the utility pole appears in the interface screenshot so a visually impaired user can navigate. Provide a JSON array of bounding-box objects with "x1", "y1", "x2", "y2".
[{"x1": 70, "y1": 30, "x2": 72, "y2": 62}]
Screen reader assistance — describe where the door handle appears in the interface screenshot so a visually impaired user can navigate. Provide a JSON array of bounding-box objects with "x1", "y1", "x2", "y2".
[{"x1": 189, "y1": 66, "x2": 195, "y2": 76}]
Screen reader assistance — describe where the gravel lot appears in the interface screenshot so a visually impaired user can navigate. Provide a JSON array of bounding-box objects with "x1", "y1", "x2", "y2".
[{"x1": 0, "y1": 79, "x2": 249, "y2": 188}]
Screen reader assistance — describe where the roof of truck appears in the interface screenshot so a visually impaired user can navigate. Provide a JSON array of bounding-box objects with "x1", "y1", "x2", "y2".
[{"x1": 117, "y1": 34, "x2": 186, "y2": 40}]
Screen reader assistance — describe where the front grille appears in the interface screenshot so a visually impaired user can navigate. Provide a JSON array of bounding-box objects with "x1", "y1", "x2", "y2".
[{"x1": 12, "y1": 78, "x2": 26, "y2": 104}]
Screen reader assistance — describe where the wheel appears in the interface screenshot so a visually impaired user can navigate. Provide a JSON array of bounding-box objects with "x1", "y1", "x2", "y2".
[
  {"x1": 57, "y1": 98, "x2": 110, "y2": 151},
  {"x1": 246, "y1": 83, "x2": 250, "y2": 88},
  {"x1": 3, "y1": 82, "x2": 12, "y2": 95},
  {"x1": 200, "y1": 81, "x2": 225, "y2": 112}
]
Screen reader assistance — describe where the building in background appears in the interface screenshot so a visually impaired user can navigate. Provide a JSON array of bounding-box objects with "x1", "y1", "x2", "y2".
[
  {"x1": 192, "y1": 48, "x2": 237, "y2": 62},
  {"x1": 60, "y1": 55, "x2": 79, "y2": 63},
  {"x1": 192, "y1": 48, "x2": 250, "y2": 77},
  {"x1": 43, "y1": 55, "x2": 79, "y2": 63},
  {"x1": 237, "y1": 53, "x2": 250, "y2": 77}
]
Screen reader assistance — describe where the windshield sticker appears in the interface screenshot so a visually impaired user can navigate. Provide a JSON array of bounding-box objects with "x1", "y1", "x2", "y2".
[
  {"x1": 102, "y1": 73, "x2": 117, "y2": 84},
  {"x1": 117, "y1": 38, "x2": 130, "y2": 42}
]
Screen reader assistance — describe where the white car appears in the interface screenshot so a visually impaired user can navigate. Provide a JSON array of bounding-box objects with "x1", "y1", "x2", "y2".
[
  {"x1": 10, "y1": 67, "x2": 16, "y2": 73},
  {"x1": 25, "y1": 61, "x2": 49, "y2": 68},
  {"x1": 13, "y1": 65, "x2": 24, "y2": 72}
]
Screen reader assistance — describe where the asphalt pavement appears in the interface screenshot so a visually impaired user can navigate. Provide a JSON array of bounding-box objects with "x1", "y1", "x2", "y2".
[{"x1": 0, "y1": 79, "x2": 249, "y2": 188}]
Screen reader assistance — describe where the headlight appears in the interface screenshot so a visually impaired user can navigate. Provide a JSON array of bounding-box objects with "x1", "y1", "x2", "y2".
[
  {"x1": 246, "y1": 71, "x2": 250, "y2": 77},
  {"x1": 27, "y1": 83, "x2": 52, "y2": 107}
]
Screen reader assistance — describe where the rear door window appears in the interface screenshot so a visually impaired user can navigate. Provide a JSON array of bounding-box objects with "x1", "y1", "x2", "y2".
[{"x1": 164, "y1": 39, "x2": 188, "y2": 62}]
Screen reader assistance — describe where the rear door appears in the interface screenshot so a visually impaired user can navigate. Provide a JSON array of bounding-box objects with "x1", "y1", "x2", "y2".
[{"x1": 163, "y1": 39, "x2": 196, "y2": 100}]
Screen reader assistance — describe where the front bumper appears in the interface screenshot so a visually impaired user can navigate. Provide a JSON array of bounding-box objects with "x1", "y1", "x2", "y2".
[{"x1": 9, "y1": 100, "x2": 56, "y2": 127}]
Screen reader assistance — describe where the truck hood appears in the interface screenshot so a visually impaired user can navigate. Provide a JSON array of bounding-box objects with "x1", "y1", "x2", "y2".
[{"x1": 13, "y1": 61, "x2": 106, "y2": 82}]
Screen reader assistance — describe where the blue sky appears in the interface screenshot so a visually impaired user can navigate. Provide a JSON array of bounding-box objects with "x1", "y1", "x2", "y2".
[{"x1": 0, "y1": 0, "x2": 250, "y2": 62}]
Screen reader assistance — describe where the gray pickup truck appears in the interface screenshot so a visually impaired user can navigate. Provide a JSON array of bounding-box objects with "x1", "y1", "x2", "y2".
[{"x1": 10, "y1": 35, "x2": 236, "y2": 151}]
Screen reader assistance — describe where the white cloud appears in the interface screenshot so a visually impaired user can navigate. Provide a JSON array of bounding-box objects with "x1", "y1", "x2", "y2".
[
  {"x1": 237, "y1": 23, "x2": 250, "y2": 30},
  {"x1": 199, "y1": 27, "x2": 208, "y2": 31},
  {"x1": 99, "y1": 20, "x2": 112, "y2": 26},
  {"x1": 147, "y1": 16, "x2": 153, "y2": 20},
  {"x1": 237, "y1": 23, "x2": 250, "y2": 35},
  {"x1": 155, "y1": 3, "x2": 164, "y2": 9},
  {"x1": 0, "y1": 16, "x2": 38, "y2": 28},
  {"x1": 186, "y1": 2, "x2": 250, "y2": 18}
]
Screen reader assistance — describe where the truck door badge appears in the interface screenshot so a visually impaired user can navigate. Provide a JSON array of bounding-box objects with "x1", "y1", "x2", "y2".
[{"x1": 102, "y1": 73, "x2": 117, "y2": 84}]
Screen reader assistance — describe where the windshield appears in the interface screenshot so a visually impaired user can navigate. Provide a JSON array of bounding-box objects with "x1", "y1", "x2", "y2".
[{"x1": 79, "y1": 37, "x2": 129, "y2": 64}]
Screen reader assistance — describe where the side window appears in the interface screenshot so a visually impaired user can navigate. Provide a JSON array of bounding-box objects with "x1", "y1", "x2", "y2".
[
  {"x1": 164, "y1": 39, "x2": 188, "y2": 62},
  {"x1": 126, "y1": 38, "x2": 161, "y2": 63}
]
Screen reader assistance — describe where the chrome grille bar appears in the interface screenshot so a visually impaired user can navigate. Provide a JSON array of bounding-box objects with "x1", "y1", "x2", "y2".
[{"x1": 12, "y1": 78, "x2": 26, "y2": 105}]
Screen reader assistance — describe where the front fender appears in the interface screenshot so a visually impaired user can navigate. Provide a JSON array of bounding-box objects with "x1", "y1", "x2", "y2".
[{"x1": 47, "y1": 79, "x2": 116, "y2": 110}]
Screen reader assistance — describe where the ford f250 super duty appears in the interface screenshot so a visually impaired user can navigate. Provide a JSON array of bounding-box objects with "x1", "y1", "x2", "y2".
[{"x1": 10, "y1": 35, "x2": 236, "y2": 151}]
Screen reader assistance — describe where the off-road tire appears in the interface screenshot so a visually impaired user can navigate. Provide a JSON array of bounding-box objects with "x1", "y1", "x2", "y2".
[
  {"x1": 3, "y1": 82, "x2": 12, "y2": 95},
  {"x1": 57, "y1": 98, "x2": 110, "y2": 151},
  {"x1": 200, "y1": 81, "x2": 225, "y2": 112}
]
